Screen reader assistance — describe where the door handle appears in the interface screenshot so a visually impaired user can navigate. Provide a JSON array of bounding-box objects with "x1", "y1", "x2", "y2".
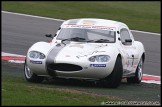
[{"x1": 132, "y1": 55, "x2": 134, "y2": 66}]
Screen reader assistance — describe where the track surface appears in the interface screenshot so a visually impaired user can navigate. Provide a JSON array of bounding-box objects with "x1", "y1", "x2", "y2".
[{"x1": 2, "y1": 12, "x2": 160, "y2": 76}]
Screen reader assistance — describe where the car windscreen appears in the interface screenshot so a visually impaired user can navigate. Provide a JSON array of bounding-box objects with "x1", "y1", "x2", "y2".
[{"x1": 57, "y1": 28, "x2": 116, "y2": 43}]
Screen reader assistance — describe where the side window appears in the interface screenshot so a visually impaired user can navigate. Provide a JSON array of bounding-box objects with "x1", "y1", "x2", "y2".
[{"x1": 120, "y1": 28, "x2": 132, "y2": 45}]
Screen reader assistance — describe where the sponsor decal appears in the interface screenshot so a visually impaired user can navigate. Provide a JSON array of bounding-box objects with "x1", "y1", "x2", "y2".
[
  {"x1": 90, "y1": 64, "x2": 106, "y2": 67},
  {"x1": 30, "y1": 60, "x2": 42, "y2": 64},
  {"x1": 63, "y1": 24, "x2": 115, "y2": 31},
  {"x1": 76, "y1": 51, "x2": 106, "y2": 58},
  {"x1": 69, "y1": 44, "x2": 84, "y2": 48},
  {"x1": 82, "y1": 20, "x2": 96, "y2": 25}
]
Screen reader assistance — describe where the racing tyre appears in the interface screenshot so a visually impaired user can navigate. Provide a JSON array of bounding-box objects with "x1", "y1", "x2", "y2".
[
  {"x1": 103, "y1": 56, "x2": 123, "y2": 88},
  {"x1": 24, "y1": 60, "x2": 44, "y2": 83},
  {"x1": 127, "y1": 57, "x2": 143, "y2": 84}
]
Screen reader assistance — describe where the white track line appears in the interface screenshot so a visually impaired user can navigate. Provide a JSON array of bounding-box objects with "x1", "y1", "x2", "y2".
[
  {"x1": 143, "y1": 74, "x2": 160, "y2": 78},
  {"x1": 2, "y1": 11, "x2": 65, "y2": 22},
  {"x1": 2, "y1": 11, "x2": 160, "y2": 35},
  {"x1": 141, "y1": 80, "x2": 161, "y2": 84},
  {"x1": 2, "y1": 52, "x2": 25, "y2": 57},
  {"x1": 130, "y1": 30, "x2": 160, "y2": 35}
]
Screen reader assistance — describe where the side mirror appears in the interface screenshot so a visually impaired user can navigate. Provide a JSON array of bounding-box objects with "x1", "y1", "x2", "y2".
[
  {"x1": 123, "y1": 39, "x2": 132, "y2": 45},
  {"x1": 45, "y1": 34, "x2": 52, "y2": 38},
  {"x1": 45, "y1": 34, "x2": 57, "y2": 38},
  {"x1": 125, "y1": 39, "x2": 132, "y2": 43}
]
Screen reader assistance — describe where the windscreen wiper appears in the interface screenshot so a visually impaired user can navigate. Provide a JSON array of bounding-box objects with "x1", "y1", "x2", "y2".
[
  {"x1": 62, "y1": 37, "x2": 85, "y2": 42},
  {"x1": 61, "y1": 37, "x2": 86, "y2": 45},
  {"x1": 87, "y1": 39, "x2": 110, "y2": 43},
  {"x1": 94, "y1": 39, "x2": 110, "y2": 42},
  {"x1": 70, "y1": 37, "x2": 86, "y2": 41}
]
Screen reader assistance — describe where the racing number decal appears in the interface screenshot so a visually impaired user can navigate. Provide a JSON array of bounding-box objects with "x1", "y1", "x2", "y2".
[
  {"x1": 126, "y1": 58, "x2": 131, "y2": 67},
  {"x1": 126, "y1": 57, "x2": 135, "y2": 68}
]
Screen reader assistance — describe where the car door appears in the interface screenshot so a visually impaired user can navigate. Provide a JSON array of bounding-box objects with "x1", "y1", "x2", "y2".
[{"x1": 119, "y1": 28, "x2": 139, "y2": 76}]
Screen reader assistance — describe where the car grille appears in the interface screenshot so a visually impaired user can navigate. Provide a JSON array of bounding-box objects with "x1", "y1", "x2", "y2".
[{"x1": 47, "y1": 63, "x2": 83, "y2": 71}]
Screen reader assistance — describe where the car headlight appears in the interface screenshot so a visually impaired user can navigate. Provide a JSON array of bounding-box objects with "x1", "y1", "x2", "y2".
[
  {"x1": 29, "y1": 51, "x2": 45, "y2": 59},
  {"x1": 89, "y1": 55, "x2": 110, "y2": 62}
]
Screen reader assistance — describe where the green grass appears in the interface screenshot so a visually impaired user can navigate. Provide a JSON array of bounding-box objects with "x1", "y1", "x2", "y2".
[
  {"x1": 1, "y1": 77, "x2": 123, "y2": 106},
  {"x1": 2, "y1": 1, "x2": 160, "y2": 33}
]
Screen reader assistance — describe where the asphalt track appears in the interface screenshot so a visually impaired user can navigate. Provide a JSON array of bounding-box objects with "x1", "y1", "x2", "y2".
[{"x1": 2, "y1": 12, "x2": 160, "y2": 76}]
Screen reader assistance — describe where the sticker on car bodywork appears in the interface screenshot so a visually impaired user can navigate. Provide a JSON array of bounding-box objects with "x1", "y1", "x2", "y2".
[
  {"x1": 69, "y1": 44, "x2": 84, "y2": 48},
  {"x1": 63, "y1": 24, "x2": 116, "y2": 31},
  {"x1": 30, "y1": 60, "x2": 42, "y2": 64},
  {"x1": 81, "y1": 20, "x2": 96, "y2": 26},
  {"x1": 90, "y1": 64, "x2": 106, "y2": 67}
]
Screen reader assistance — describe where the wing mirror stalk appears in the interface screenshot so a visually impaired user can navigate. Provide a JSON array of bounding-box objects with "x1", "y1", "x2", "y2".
[{"x1": 45, "y1": 34, "x2": 57, "y2": 38}]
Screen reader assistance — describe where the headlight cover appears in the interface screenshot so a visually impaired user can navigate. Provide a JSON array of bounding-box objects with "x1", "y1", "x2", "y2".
[
  {"x1": 89, "y1": 55, "x2": 110, "y2": 62},
  {"x1": 29, "y1": 51, "x2": 45, "y2": 59}
]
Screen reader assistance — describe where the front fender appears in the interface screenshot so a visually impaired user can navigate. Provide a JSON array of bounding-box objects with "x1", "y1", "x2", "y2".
[
  {"x1": 27, "y1": 41, "x2": 53, "y2": 56},
  {"x1": 99, "y1": 46, "x2": 121, "y2": 70},
  {"x1": 26, "y1": 42, "x2": 54, "y2": 75}
]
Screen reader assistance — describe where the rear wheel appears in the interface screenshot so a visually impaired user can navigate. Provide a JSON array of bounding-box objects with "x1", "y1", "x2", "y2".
[
  {"x1": 103, "y1": 56, "x2": 123, "y2": 88},
  {"x1": 24, "y1": 60, "x2": 44, "y2": 83},
  {"x1": 127, "y1": 57, "x2": 143, "y2": 84}
]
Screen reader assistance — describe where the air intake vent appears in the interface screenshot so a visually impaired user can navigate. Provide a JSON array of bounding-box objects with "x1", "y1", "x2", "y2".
[{"x1": 48, "y1": 63, "x2": 82, "y2": 71}]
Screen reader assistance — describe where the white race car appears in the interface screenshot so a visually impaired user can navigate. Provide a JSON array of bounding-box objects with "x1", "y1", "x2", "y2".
[{"x1": 24, "y1": 18, "x2": 145, "y2": 88}]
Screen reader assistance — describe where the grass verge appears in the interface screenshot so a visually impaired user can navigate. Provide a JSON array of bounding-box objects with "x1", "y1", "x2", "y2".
[
  {"x1": 2, "y1": 1, "x2": 160, "y2": 33},
  {"x1": 1, "y1": 76, "x2": 123, "y2": 106}
]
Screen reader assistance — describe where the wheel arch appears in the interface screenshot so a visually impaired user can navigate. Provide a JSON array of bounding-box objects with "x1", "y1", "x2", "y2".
[
  {"x1": 28, "y1": 41, "x2": 52, "y2": 55},
  {"x1": 142, "y1": 53, "x2": 145, "y2": 62},
  {"x1": 117, "y1": 54, "x2": 122, "y2": 59}
]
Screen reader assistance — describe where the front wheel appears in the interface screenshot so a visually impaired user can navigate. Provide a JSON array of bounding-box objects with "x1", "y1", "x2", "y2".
[
  {"x1": 127, "y1": 57, "x2": 143, "y2": 84},
  {"x1": 24, "y1": 60, "x2": 44, "y2": 83},
  {"x1": 102, "y1": 56, "x2": 123, "y2": 88}
]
